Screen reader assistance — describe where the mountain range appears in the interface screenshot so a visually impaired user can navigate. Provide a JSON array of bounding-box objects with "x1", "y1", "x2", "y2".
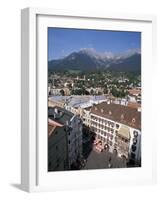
[{"x1": 48, "y1": 48, "x2": 141, "y2": 73}]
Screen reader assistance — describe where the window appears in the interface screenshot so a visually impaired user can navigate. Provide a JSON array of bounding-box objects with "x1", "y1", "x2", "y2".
[
  {"x1": 133, "y1": 138, "x2": 137, "y2": 144},
  {"x1": 49, "y1": 161, "x2": 52, "y2": 167},
  {"x1": 124, "y1": 139, "x2": 128, "y2": 143},
  {"x1": 109, "y1": 111, "x2": 112, "y2": 115},
  {"x1": 131, "y1": 152, "x2": 136, "y2": 159},
  {"x1": 64, "y1": 127, "x2": 69, "y2": 132},
  {"x1": 133, "y1": 131, "x2": 138, "y2": 137},
  {"x1": 113, "y1": 148, "x2": 117, "y2": 154},
  {"x1": 56, "y1": 163, "x2": 59, "y2": 168},
  {"x1": 116, "y1": 124, "x2": 120, "y2": 129},
  {"x1": 132, "y1": 118, "x2": 136, "y2": 123},
  {"x1": 132, "y1": 145, "x2": 137, "y2": 152},
  {"x1": 55, "y1": 145, "x2": 58, "y2": 150},
  {"x1": 68, "y1": 140, "x2": 70, "y2": 144}
]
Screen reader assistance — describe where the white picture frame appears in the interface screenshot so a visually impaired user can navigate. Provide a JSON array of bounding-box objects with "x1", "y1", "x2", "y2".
[{"x1": 21, "y1": 7, "x2": 157, "y2": 192}]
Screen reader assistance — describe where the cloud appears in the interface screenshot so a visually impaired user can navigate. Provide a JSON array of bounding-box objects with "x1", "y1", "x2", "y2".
[
  {"x1": 62, "y1": 47, "x2": 141, "y2": 61},
  {"x1": 79, "y1": 48, "x2": 114, "y2": 60},
  {"x1": 116, "y1": 48, "x2": 141, "y2": 60}
]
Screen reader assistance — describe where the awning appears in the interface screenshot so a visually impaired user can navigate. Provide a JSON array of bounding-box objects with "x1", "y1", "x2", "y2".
[{"x1": 118, "y1": 125, "x2": 130, "y2": 140}]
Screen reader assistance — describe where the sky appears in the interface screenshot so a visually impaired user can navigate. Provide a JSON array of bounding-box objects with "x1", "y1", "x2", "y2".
[{"x1": 48, "y1": 27, "x2": 141, "y2": 61}]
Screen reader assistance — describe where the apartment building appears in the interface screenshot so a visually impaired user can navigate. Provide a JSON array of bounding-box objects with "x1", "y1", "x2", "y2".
[
  {"x1": 89, "y1": 102, "x2": 141, "y2": 164},
  {"x1": 48, "y1": 120, "x2": 68, "y2": 171},
  {"x1": 48, "y1": 106, "x2": 83, "y2": 169},
  {"x1": 48, "y1": 96, "x2": 67, "y2": 108}
]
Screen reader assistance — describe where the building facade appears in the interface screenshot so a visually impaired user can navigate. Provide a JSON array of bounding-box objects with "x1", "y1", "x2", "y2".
[
  {"x1": 48, "y1": 106, "x2": 83, "y2": 169},
  {"x1": 89, "y1": 102, "x2": 141, "y2": 165},
  {"x1": 48, "y1": 121, "x2": 68, "y2": 171},
  {"x1": 67, "y1": 115, "x2": 83, "y2": 168}
]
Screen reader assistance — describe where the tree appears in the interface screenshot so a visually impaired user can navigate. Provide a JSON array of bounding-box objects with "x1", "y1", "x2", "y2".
[
  {"x1": 103, "y1": 87, "x2": 108, "y2": 94},
  {"x1": 90, "y1": 89, "x2": 94, "y2": 95},
  {"x1": 60, "y1": 89, "x2": 65, "y2": 96}
]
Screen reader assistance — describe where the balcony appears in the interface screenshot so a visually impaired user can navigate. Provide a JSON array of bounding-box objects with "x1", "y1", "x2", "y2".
[
  {"x1": 133, "y1": 138, "x2": 137, "y2": 145},
  {"x1": 133, "y1": 131, "x2": 138, "y2": 137},
  {"x1": 131, "y1": 145, "x2": 137, "y2": 152}
]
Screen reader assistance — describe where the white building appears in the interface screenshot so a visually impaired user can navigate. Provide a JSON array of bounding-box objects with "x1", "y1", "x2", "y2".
[
  {"x1": 82, "y1": 107, "x2": 91, "y2": 127},
  {"x1": 48, "y1": 86, "x2": 51, "y2": 95},
  {"x1": 50, "y1": 88, "x2": 62, "y2": 96},
  {"x1": 67, "y1": 115, "x2": 83, "y2": 167},
  {"x1": 89, "y1": 102, "x2": 141, "y2": 165}
]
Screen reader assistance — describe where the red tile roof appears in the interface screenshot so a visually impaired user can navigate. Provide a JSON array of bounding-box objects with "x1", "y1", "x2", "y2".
[
  {"x1": 48, "y1": 124, "x2": 56, "y2": 136},
  {"x1": 91, "y1": 102, "x2": 141, "y2": 130},
  {"x1": 128, "y1": 88, "x2": 141, "y2": 96},
  {"x1": 127, "y1": 102, "x2": 141, "y2": 109},
  {"x1": 48, "y1": 119, "x2": 63, "y2": 136}
]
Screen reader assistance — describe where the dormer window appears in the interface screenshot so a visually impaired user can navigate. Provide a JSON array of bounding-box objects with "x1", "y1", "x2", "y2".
[
  {"x1": 95, "y1": 107, "x2": 97, "y2": 111},
  {"x1": 132, "y1": 118, "x2": 136, "y2": 123},
  {"x1": 121, "y1": 114, "x2": 124, "y2": 120},
  {"x1": 109, "y1": 111, "x2": 112, "y2": 115}
]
